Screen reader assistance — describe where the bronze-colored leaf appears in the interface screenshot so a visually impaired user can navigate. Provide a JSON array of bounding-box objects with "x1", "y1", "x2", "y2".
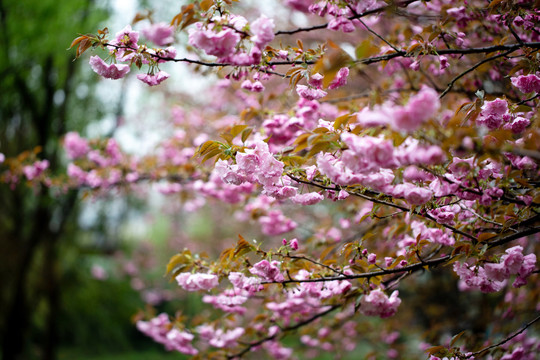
[
  {"x1": 240, "y1": 128, "x2": 253, "y2": 143},
  {"x1": 230, "y1": 124, "x2": 248, "y2": 138}
]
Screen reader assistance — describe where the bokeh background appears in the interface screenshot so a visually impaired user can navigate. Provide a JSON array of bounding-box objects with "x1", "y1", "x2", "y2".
[{"x1": 0, "y1": 0, "x2": 196, "y2": 359}]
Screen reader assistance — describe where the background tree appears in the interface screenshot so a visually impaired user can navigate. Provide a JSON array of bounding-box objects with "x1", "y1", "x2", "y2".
[
  {"x1": 0, "y1": 0, "x2": 109, "y2": 358},
  {"x1": 3, "y1": 0, "x2": 540, "y2": 359}
]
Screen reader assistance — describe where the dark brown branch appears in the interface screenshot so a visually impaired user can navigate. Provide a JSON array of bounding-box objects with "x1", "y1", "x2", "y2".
[
  {"x1": 439, "y1": 49, "x2": 515, "y2": 99},
  {"x1": 357, "y1": 18, "x2": 402, "y2": 52},
  {"x1": 104, "y1": 40, "x2": 540, "y2": 72},
  {"x1": 273, "y1": 1, "x2": 402, "y2": 36},
  {"x1": 257, "y1": 221, "x2": 540, "y2": 287},
  {"x1": 227, "y1": 305, "x2": 340, "y2": 359},
  {"x1": 261, "y1": 253, "x2": 453, "y2": 285},
  {"x1": 516, "y1": 93, "x2": 540, "y2": 106},
  {"x1": 466, "y1": 312, "x2": 540, "y2": 358},
  {"x1": 274, "y1": 253, "x2": 345, "y2": 276},
  {"x1": 287, "y1": 174, "x2": 477, "y2": 241}
]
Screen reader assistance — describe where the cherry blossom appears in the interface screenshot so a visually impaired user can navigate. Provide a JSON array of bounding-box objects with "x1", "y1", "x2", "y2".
[{"x1": 88, "y1": 55, "x2": 130, "y2": 79}]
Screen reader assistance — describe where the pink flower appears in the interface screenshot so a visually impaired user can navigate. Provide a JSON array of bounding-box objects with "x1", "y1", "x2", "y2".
[
  {"x1": 250, "y1": 15, "x2": 275, "y2": 47},
  {"x1": 328, "y1": 67, "x2": 349, "y2": 89},
  {"x1": 484, "y1": 262, "x2": 509, "y2": 282},
  {"x1": 241, "y1": 80, "x2": 253, "y2": 91},
  {"x1": 393, "y1": 86, "x2": 440, "y2": 131},
  {"x1": 401, "y1": 184, "x2": 433, "y2": 205},
  {"x1": 175, "y1": 272, "x2": 219, "y2": 291},
  {"x1": 360, "y1": 289, "x2": 401, "y2": 318},
  {"x1": 236, "y1": 149, "x2": 260, "y2": 173},
  {"x1": 403, "y1": 166, "x2": 434, "y2": 182},
  {"x1": 502, "y1": 246, "x2": 525, "y2": 274},
  {"x1": 508, "y1": 117, "x2": 530, "y2": 133},
  {"x1": 203, "y1": 289, "x2": 248, "y2": 314},
  {"x1": 154, "y1": 46, "x2": 177, "y2": 63},
  {"x1": 409, "y1": 59, "x2": 420, "y2": 71},
  {"x1": 228, "y1": 272, "x2": 263, "y2": 294},
  {"x1": 64, "y1": 132, "x2": 89, "y2": 159},
  {"x1": 284, "y1": 0, "x2": 312, "y2": 12},
  {"x1": 249, "y1": 260, "x2": 284, "y2": 282},
  {"x1": 511, "y1": 74, "x2": 540, "y2": 93},
  {"x1": 67, "y1": 163, "x2": 87, "y2": 184},
  {"x1": 138, "y1": 314, "x2": 198, "y2": 355},
  {"x1": 453, "y1": 262, "x2": 505, "y2": 293},
  {"x1": 263, "y1": 114, "x2": 302, "y2": 146},
  {"x1": 428, "y1": 205, "x2": 459, "y2": 225},
  {"x1": 439, "y1": 56, "x2": 449, "y2": 70},
  {"x1": 291, "y1": 192, "x2": 324, "y2": 205},
  {"x1": 91, "y1": 264, "x2": 108, "y2": 280},
  {"x1": 296, "y1": 85, "x2": 327, "y2": 100},
  {"x1": 109, "y1": 25, "x2": 140, "y2": 61},
  {"x1": 165, "y1": 329, "x2": 199, "y2": 355},
  {"x1": 188, "y1": 24, "x2": 240, "y2": 58},
  {"x1": 289, "y1": 238, "x2": 299, "y2": 250},
  {"x1": 113, "y1": 25, "x2": 139, "y2": 48},
  {"x1": 23, "y1": 160, "x2": 49, "y2": 180},
  {"x1": 308, "y1": 73, "x2": 324, "y2": 88},
  {"x1": 514, "y1": 253, "x2": 537, "y2": 287},
  {"x1": 136, "y1": 71, "x2": 170, "y2": 86},
  {"x1": 205, "y1": 327, "x2": 245, "y2": 348},
  {"x1": 89, "y1": 56, "x2": 130, "y2": 79},
  {"x1": 327, "y1": 16, "x2": 355, "y2": 33},
  {"x1": 482, "y1": 98, "x2": 508, "y2": 116},
  {"x1": 341, "y1": 133, "x2": 397, "y2": 173},
  {"x1": 142, "y1": 22, "x2": 175, "y2": 46},
  {"x1": 251, "y1": 80, "x2": 265, "y2": 92}
]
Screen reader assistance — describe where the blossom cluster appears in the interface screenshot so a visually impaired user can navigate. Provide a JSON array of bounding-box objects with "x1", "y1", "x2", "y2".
[
  {"x1": 188, "y1": 14, "x2": 274, "y2": 66},
  {"x1": 359, "y1": 289, "x2": 402, "y2": 318},
  {"x1": 454, "y1": 246, "x2": 537, "y2": 293},
  {"x1": 88, "y1": 25, "x2": 175, "y2": 86},
  {"x1": 136, "y1": 313, "x2": 198, "y2": 355},
  {"x1": 175, "y1": 272, "x2": 219, "y2": 291}
]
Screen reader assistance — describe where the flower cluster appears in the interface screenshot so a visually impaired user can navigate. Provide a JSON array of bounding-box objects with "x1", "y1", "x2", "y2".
[
  {"x1": 175, "y1": 272, "x2": 219, "y2": 291},
  {"x1": 188, "y1": 14, "x2": 274, "y2": 66},
  {"x1": 359, "y1": 289, "x2": 402, "y2": 318},
  {"x1": 196, "y1": 325, "x2": 245, "y2": 348},
  {"x1": 87, "y1": 25, "x2": 173, "y2": 86},
  {"x1": 136, "y1": 314, "x2": 198, "y2": 355},
  {"x1": 454, "y1": 246, "x2": 537, "y2": 293},
  {"x1": 249, "y1": 260, "x2": 284, "y2": 282}
]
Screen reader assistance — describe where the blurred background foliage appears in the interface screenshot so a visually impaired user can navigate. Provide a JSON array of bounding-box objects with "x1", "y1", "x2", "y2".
[{"x1": 0, "y1": 0, "x2": 194, "y2": 359}]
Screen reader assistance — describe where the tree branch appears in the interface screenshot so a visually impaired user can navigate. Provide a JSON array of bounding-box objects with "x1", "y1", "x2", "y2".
[
  {"x1": 439, "y1": 49, "x2": 515, "y2": 99},
  {"x1": 261, "y1": 253, "x2": 453, "y2": 285},
  {"x1": 466, "y1": 312, "x2": 540, "y2": 358},
  {"x1": 287, "y1": 174, "x2": 478, "y2": 241},
  {"x1": 103, "y1": 41, "x2": 540, "y2": 73},
  {"x1": 227, "y1": 305, "x2": 340, "y2": 359}
]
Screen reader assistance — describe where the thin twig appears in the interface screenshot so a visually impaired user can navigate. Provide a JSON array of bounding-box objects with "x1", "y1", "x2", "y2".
[
  {"x1": 287, "y1": 174, "x2": 478, "y2": 242},
  {"x1": 274, "y1": 253, "x2": 345, "y2": 276},
  {"x1": 104, "y1": 40, "x2": 540, "y2": 71},
  {"x1": 227, "y1": 305, "x2": 340, "y2": 359},
  {"x1": 356, "y1": 18, "x2": 402, "y2": 52},
  {"x1": 440, "y1": 49, "x2": 515, "y2": 99},
  {"x1": 261, "y1": 254, "x2": 454, "y2": 285},
  {"x1": 321, "y1": 88, "x2": 409, "y2": 104},
  {"x1": 459, "y1": 204, "x2": 510, "y2": 231},
  {"x1": 273, "y1": 0, "x2": 414, "y2": 36},
  {"x1": 466, "y1": 313, "x2": 540, "y2": 358},
  {"x1": 516, "y1": 93, "x2": 540, "y2": 106}
]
